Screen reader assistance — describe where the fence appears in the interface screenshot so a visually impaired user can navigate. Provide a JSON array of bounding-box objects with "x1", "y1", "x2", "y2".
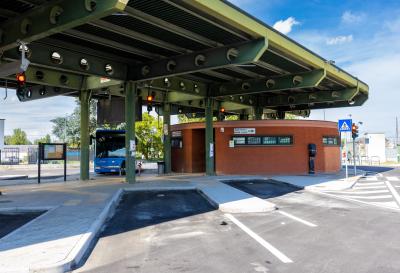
[
  {"x1": 0, "y1": 147, "x2": 94, "y2": 165},
  {"x1": 0, "y1": 148, "x2": 20, "y2": 165}
]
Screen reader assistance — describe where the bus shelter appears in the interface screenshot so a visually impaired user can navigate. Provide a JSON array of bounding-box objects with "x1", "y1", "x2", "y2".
[{"x1": 0, "y1": 0, "x2": 369, "y2": 183}]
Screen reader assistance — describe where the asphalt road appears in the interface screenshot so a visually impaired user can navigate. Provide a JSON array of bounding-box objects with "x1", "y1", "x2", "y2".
[{"x1": 74, "y1": 170, "x2": 400, "y2": 273}]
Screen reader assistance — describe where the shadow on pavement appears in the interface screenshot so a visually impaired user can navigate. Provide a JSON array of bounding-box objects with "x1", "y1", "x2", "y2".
[{"x1": 223, "y1": 179, "x2": 302, "y2": 200}]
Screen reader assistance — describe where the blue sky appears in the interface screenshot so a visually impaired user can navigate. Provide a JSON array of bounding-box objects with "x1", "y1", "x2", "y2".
[
  {"x1": 1, "y1": 0, "x2": 399, "y2": 141},
  {"x1": 230, "y1": 0, "x2": 400, "y2": 138}
]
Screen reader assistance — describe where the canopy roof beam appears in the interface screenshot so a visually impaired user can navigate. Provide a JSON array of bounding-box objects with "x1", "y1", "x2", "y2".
[
  {"x1": 0, "y1": 0, "x2": 129, "y2": 52},
  {"x1": 263, "y1": 88, "x2": 360, "y2": 108},
  {"x1": 3, "y1": 42, "x2": 129, "y2": 80},
  {"x1": 212, "y1": 69, "x2": 326, "y2": 97},
  {"x1": 131, "y1": 38, "x2": 268, "y2": 81}
]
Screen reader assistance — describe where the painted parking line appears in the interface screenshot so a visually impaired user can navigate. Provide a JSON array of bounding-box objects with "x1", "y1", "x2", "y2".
[
  {"x1": 225, "y1": 213, "x2": 293, "y2": 263},
  {"x1": 385, "y1": 181, "x2": 400, "y2": 207},
  {"x1": 277, "y1": 211, "x2": 317, "y2": 227}
]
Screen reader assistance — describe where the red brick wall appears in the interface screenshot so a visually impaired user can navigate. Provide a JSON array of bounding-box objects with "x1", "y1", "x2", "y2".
[{"x1": 171, "y1": 120, "x2": 340, "y2": 175}]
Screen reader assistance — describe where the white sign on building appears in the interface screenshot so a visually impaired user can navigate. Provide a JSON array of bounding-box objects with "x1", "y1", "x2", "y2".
[
  {"x1": 233, "y1": 128, "x2": 256, "y2": 135},
  {"x1": 0, "y1": 119, "x2": 4, "y2": 150}
]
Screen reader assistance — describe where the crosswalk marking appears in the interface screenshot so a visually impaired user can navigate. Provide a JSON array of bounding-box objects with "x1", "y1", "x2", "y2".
[
  {"x1": 340, "y1": 195, "x2": 392, "y2": 199},
  {"x1": 353, "y1": 185, "x2": 386, "y2": 190},
  {"x1": 325, "y1": 189, "x2": 389, "y2": 195},
  {"x1": 366, "y1": 177, "x2": 379, "y2": 181},
  {"x1": 387, "y1": 177, "x2": 400, "y2": 182},
  {"x1": 355, "y1": 182, "x2": 384, "y2": 186},
  {"x1": 320, "y1": 174, "x2": 400, "y2": 210}
]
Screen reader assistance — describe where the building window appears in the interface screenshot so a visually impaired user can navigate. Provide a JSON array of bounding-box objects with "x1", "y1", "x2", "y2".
[
  {"x1": 323, "y1": 136, "x2": 339, "y2": 146},
  {"x1": 171, "y1": 138, "x2": 183, "y2": 148},
  {"x1": 263, "y1": 137, "x2": 277, "y2": 145},
  {"x1": 232, "y1": 136, "x2": 293, "y2": 146},
  {"x1": 247, "y1": 136, "x2": 262, "y2": 145},
  {"x1": 233, "y1": 137, "x2": 246, "y2": 145}
]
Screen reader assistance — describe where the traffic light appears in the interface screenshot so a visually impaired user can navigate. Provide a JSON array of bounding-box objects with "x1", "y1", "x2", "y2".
[
  {"x1": 16, "y1": 72, "x2": 26, "y2": 99},
  {"x1": 352, "y1": 123, "x2": 359, "y2": 139},
  {"x1": 146, "y1": 92, "x2": 155, "y2": 112}
]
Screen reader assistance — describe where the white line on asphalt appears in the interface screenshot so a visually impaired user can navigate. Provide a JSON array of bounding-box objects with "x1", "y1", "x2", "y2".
[
  {"x1": 356, "y1": 182, "x2": 384, "y2": 186},
  {"x1": 338, "y1": 195, "x2": 392, "y2": 199},
  {"x1": 325, "y1": 190, "x2": 389, "y2": 195},
  {"x1": 385, "y1": 181, "x2": 400, "y2": 206},
  {"x1": 366, "y1": 177, "x2": 379, "y2": 181},
  {"x1": 387, "y1": 177, "x2": 400, "y2": 181},
  {"x1": 225, "y1": 213, "x2": 293, "y2": 263},
  {"x1": 311, "y1": 190, "x2": 400, "y2": 212},
  {"x1": 353, "y1": 185, "x2": 387, "y2": 190},
  {"x1": 277, "y1": 211, "x2": 317, "y2": 227}
]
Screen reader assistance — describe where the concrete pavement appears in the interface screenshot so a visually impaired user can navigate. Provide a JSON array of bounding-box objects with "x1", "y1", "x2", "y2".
[{"x1": 0, "y1": 174, "x2": 276, "y2": 273}]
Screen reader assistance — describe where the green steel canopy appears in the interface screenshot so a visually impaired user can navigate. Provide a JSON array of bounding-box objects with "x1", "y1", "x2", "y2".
[{"x1": 0, "y1": 0, "x2": 369, "y2": 117}]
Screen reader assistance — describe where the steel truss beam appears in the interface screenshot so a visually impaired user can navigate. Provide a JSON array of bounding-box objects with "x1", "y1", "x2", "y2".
[
  {"x1": 3, "y1": 42, "x2": 129, "y2": 80},
  {"x1": 12, "y1": 66, "x2": 123, "y2": 102},
  {"x1": 263, "y1": 88, "x2": 360, "y2": 108},
  {"x1": 0, "y1": 0, "x2": 129, "y2": 51},
  {"x1": 212, "y1": 69, "x2": 326, "y2": 97},
  {"x1": 16, "y1": 85, "x2": 76, "y2": 102},
  {"x1": 131, "y1": 38, "x2": 268, "y2": 81}
]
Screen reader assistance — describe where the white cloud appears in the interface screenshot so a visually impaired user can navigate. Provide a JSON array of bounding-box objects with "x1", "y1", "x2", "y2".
[
  {"x1": 384, "y1": 18, "x2": 400, "y2": 33},
  {"x1": 273, "y1": 17, "x2": 300, "y2": 35},
  {"x1": 326, "y1": 35, "x2": 353, "y2": 45},
  {"x1": 342, "y1": 11, "x2": 365, "y2": 24}
]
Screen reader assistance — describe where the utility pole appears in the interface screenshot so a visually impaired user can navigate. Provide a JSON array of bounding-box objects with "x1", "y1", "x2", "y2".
[{"x1": 396, "y1": 117, "x2": 399, "y2": 163}]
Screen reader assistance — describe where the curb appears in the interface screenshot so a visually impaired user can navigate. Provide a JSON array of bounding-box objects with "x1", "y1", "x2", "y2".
[
  {"x1": 14, "y1": 183, "x2": 275, "y2": 272},
  {"x1": 29, "y1": 189, "x2": 124, "y2": 273}
]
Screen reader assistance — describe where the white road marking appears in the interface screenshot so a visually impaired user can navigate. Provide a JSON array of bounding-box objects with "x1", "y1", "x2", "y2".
[
  {"x1": 225, "y1": 213, "x2": 293, "y2": 263},
  {"x1": 341, "y1": 195, "x2": 392, "y2": 200},
  {"x1": 325, "y1": 189, "x2": 389, "y2": 195},
  {"x1": 385, "y1": 181, "x2": 400, "y2": 207},
  {"x1": 356, "y1": 182, "x2": 384, "y2": 186},
  {"x1": 353, "y1": 185, "x2": 387, "y2": 190},
  {"x1": 277, "y1": 211, "x2": 317, "y2": 227},
  {"x1": 312, "y1": 191, "x2": 400, "y2": 212},
  {"x1": 366, "y1": 177, "x2": 379, "y2": 181},
  {"x1": 387, "y1": 177, "x2": 400, "y2": 182}
]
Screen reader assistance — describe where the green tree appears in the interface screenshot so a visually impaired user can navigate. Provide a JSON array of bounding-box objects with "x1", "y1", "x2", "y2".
[
  {"x1": 34, "y1": 134, "x2": 52, "y2": 144},
  {"x1": 134, "y1": 113, "x2": 163, "y2": 160},
  {"x1": 51, "y1": 99, "x2": 97, "y2": 147},
  {"x1": 177, "y1": 113, "x2": 240, "y2": 123},
  {"x1": 4, "y1": 128, "x2": 31, "y2": 145}
]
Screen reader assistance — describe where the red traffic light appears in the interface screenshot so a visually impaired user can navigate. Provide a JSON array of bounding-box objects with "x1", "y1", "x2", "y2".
[
  {"x1": 220, "y1": 107, "x2": 225, "y2": 113},
  {"x1": 16, "y1": 73, "x2": 26, "y2": 85},
  {"x1": 146, "y1": 95, "x2": 153, "y2": 102}
]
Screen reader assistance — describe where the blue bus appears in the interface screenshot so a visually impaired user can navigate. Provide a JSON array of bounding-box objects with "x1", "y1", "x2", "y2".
[{"x1": 94, "y1": 129, "x2": 138, "y2": 175}]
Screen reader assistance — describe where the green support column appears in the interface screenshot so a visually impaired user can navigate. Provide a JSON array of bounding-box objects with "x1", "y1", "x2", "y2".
[
  {"x1": 205, "y1": 98, "x2": 215, "y2": 175},
  {"x1": 80, "y1": 90, "x2": 90, "y2": 181},
  {"x1": 125, "y1": 82, "x2": 137, "y2": 183},
  {"x1": 163, "y1": 103, "x2": 172, "y2": 173}
]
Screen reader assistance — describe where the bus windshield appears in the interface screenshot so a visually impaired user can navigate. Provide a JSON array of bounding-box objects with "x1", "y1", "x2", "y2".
[{"x1": 96, "y1": 131, "x2": 125, "y2": 158}]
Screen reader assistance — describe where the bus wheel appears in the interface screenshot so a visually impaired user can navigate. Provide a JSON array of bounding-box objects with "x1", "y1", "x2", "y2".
[{"x1": 120, "y1": 161, "x2": 126, "y2": 176}]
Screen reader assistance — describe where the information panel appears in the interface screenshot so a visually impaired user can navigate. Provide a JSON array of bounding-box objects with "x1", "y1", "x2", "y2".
[{"x1": 42, "y1": 144, "x2": 66, "y2": 160}]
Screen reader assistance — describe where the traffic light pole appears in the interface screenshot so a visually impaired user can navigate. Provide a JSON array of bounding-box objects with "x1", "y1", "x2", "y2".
[
  {"x1": 353, "y1": 137, "x2": 357, "y2": 176},
  {"x1": 344, "y1": 134, "x2": 348, "y2": 180}
]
